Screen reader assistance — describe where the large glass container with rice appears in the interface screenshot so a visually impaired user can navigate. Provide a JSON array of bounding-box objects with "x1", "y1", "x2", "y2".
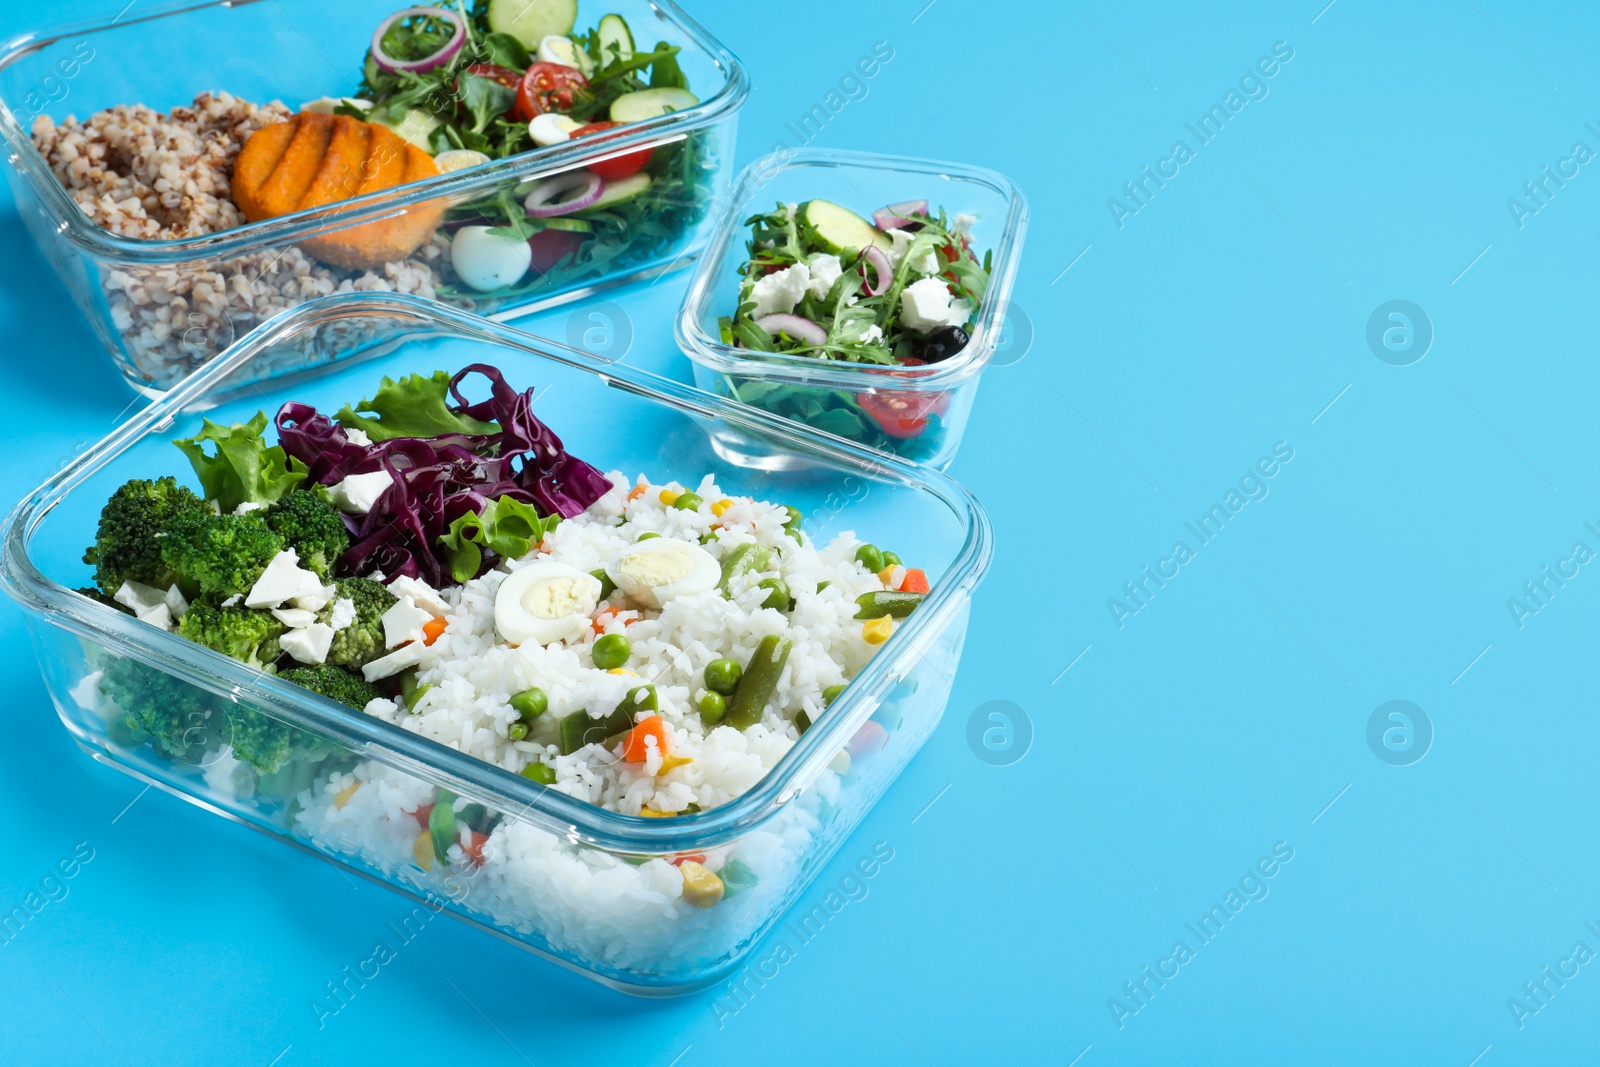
[{"x1": 0, "y1": 293, "x2": 991, "y2": 994}]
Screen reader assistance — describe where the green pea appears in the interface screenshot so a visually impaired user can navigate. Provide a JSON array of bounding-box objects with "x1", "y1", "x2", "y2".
[
  {"x1": 795, "y1": 709, "x2": 812, "y2": 733},
  {"x1": 786, "y1": 529, "x2": 802, "y2": 546},
  {"x1": 673, "y1": 492, "x2": 704, "y2": 511},
  {"x1": 592, "y1": 633, "x2": 631, "y2": 669},
  {"x1": 882, "y1": 551, "x2": 902, "y2": 567},
  {"x1": 855, "y1": 544, "x2": 885, "y2": 573},
  {"x1": 704, "y1": 658, "x2": 743, "y2": 695},
  {"x1": 637, "y1": 532, "x2": 660, "y2": 541},
  {"x1": 782, "y1": 506, "x2": 802, "y2": 529},
  {"x1": 510, "y1": 686, "x2": 548, "y2": 721},
  {"x1": 508, "y1": 722, "x2": 528, "y2": 741},
  {"x1": 698, "y1": 691, "x2": 728, "y2": 725},
  {"x1": 823, "y1": 684, "x2": 847, "y2": 706},
  {"x1": 758, "y1": 577, "x2": 792, "y2": 611},
  {"x1": 591, "y1": 568, "x2": 616, "y2": 599},
  {"x1": 521, "y1": 762, "x2": 556, "y2": 785}
]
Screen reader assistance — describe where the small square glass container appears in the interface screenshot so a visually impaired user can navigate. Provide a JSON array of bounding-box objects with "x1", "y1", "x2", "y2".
[
  {"x1": 0, "y1": 291, "x2": 992, "y2": 994},
  {"x1": 0, "y1": 0, "x2": 748, "y2": 394},
  {"x1": 676, "y1": 148, "x2": 1027, "y2": 471}
]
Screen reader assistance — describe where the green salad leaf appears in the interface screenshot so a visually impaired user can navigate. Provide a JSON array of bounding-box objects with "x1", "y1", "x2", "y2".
[
  {"x1": 172, "y1": 413, "x2": 305, "y2": 514},
  {"x1": 439, "y1": 497, "x2": 562, "y2": 583},
  {"x1": 334, "y1": 371, "x2": 500, "y2": 442}
]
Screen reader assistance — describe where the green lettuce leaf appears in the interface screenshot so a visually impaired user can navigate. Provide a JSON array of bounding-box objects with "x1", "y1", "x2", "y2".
[
  {"x1": 335, "y1": 371, "x2": 500, "y2": 442},
  {"x1": 438, "y1": 497, "x2": 562, "y2": 584},
  {"x1": 172, "y1": 412, "x2": 305, "y2": 514}
]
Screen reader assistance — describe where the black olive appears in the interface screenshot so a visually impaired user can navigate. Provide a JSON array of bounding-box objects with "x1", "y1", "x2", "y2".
[{"x1": 916, "y1": 325, "x2": 970, "y2": 363}]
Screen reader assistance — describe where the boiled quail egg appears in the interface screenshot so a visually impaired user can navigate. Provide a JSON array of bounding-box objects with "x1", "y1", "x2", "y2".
[
  {"x1": 495, "y1": 562, "x2": 602, "y2": 646},
  {"x1": 451, "y1": 225, "x2": 532, "y2": 292},
  {"x1": 607, "y1": 538, "x2": 720, "y2": 609}
]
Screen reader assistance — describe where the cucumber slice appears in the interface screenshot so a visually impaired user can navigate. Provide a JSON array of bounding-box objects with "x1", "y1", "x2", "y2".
[
  {"x1": 799, "y1": 200, "x2": 892, "y2": 255},
  {"x1": 376, "y1": 107, "x2": 442, "y2": 150},
  {"x1": 596, "y1": 13, "x2": 634, "y2": 64},
  {"x1": 609, "y1": 87, "x2": 699, "y2": 124},
  {"x1": 583, "y1": 172, "x2": 652, "y2": 210},
  {"x1": 537, "y1": 34, "x2": 592, "y2": 74},
  {"x1": 543, "y1": 216, "x2": 593, "y2": 232},
  {"x1": 487, "y1": 0, "x2": 577, "y2": 46}
]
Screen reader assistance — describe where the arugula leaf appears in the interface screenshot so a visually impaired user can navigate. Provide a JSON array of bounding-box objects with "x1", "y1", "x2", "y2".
[
  {"x1": 334, "y1": 371, "x2": 500, "y2": 442},
  {"x1": 484, "y1": 187, "x2": 537, "y2": 240},
  {"x1": 481, "y1": 31, "x2": 530, "y2": 70},
  {"x1": 648, "y1": 40, "x2": 687, "y2": 89},
  {"x1": 173, "y1": 412, "x2": 306, "y2": 513},
  {"x1": 457, "y1": 72, "x2": 516, "y2": 136},
  {"x1": 438, "y1": 497, "x2": 562, "y2": 583}
]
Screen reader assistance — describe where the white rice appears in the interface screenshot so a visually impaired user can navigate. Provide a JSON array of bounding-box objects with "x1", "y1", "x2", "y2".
[{"x1": 292, "y1": 470, "x2": 905, "y2": 975}]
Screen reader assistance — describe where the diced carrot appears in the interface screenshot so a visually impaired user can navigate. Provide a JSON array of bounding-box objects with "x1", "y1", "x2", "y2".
[
  {"x1": 671, "y1": 852, "x2": 708, "y2": 867},
  {"x1": 592, "y1": 606, "x2": 620, "y2": 635},
  {"x1": 462, "y1": 831, "x2": 490, "y2": 868},
  {"x1": 902, "y1": 568, "x2": 930, "y2": 594},
  {"x1": 422, "y1": 616, "x2": 448, "y2": 645},
  {"x1": 622, "y1": 715, "x2": 669, "y2": 762},
  {"x1": 627, "y1": 484, "x2": 649, "y2": 502},
  {"x1": 409, "y1": 802, "x2": 434, "y2": 828}
]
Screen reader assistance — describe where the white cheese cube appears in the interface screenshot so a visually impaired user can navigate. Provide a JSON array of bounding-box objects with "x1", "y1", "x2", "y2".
[
  {"x1": 362, "y1": 640, "x2": 427, "y2": 682},
  {"x1": 327, "y1": 597, "x2": 358, "y2": 633},
  {"x1": 245, "y1": 549, "x2": 326, "y2": 609},
  {"x1": 382, "y1": 595, "x2": 434, "y2": 649},
  {"x1": 271, "y1": 607, "x2": 318, "y2": 629},
  {"x1": 327, "y1": 470, "x2": 394, "y2": 516},
  {"x1": 386, "y1": 575, "x2": 450, "y2": 617},
  {"x1": 805, "y1": 253, "x2": 844, "y2": 299},
  {"x1": 281, "y1": 623, "x2": 336, "y2": 665},
  {"x1": 748, "y1": 263, "x2": 811, "y2": 318},
  {"x1": 900, "y1": 277, "x2": 955, "y2": 334}
]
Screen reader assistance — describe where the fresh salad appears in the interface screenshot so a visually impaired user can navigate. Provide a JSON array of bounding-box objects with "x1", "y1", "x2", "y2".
[
  {"x1": 78, "y1": 365, "x2": 932, "y2": 883},
  {"x1": 326, "y1": 0, "x2": 710, "y2": 297},
  {"x1": 720, "y1": 199, "x2": 990, "y2": 366}
]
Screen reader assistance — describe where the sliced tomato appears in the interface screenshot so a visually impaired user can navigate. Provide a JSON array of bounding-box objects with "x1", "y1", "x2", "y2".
[
  {"x1": 408, "y1": 802, "x2": 434, "y2": 829},
  {"x1": 570, "y1": 121, "x2": 653, "y2": 181},
  {"x1": 527, "y1": 228, "x2": 587, "y2": 275},
  {"x1": 856, "y1": 390, "x2": 948, "y2": 439},
  {"x1": 516, "y1": 62, "x2": 589, "y2": 121}
]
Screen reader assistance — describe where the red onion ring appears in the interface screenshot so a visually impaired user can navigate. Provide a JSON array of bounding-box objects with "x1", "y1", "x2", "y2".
[
  {"x1": 860, "y1": 246, "x2": 892, "y2": 296},
  {"x1": 371, "y1": 6, "x2": 466, "y2": 74},
  {"x1": 754, "y1": 313, "x2": 828, "y2": 346},
  {"x1": 523, "y1": 170, "x2": 604, "y2": 217},
  {"x1": 872, "y1": 200, "x2": 929, "y2": 230}
]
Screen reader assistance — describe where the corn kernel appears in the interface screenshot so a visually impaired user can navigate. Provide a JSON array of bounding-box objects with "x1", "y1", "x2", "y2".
[
  {"x1": 334, "y1": 783, "x2": 359, "y2": 809},
  {"x1": 659, "y1": 488, "x2": 680, "y2": 506},
  {"x1": 639, "y1": 808, "x2": 674, "y2": 818},
  {"x1": 862, "y1": 615, "x2": 894, "y2": 645},
  {"x1": 413, "y1": 830, "x2": 435, "y2": 870},
  {"x1": 711, "y1": 498, "x2": 735, "y2": 517},
  {"x1": 608, "y1": 667, "x2": 638, "y2": 677},
  {"x1": 878, "y1": 565, "x2": 896, "y2": 585},
  {"x1": 657, "y1": 755, "x2": 694, "y2": 777},
  {"x1": 679, "y1": 860, "x2": 725, "y2": 907}
]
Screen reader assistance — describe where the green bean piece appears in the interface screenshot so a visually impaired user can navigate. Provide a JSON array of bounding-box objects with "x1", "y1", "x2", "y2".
[
  {"x1": 592, "y1": 633, "x2": 631, "y2": 669},
  {"x1": 786, "y1": 528, "x2": 802, "y2": 546},
  {"x1": 816, "y1": 580, "x2": 831, "y2": 593},
  {"x1": 704, "y1": 658, "x2": 743, "y2": 695},
  {"x1": 698, "y1": 691, "x2": 728, "y2": 725},
  {"x1": 400, "y1": 670, "x2": 432, "y2": 711},
  {"x1": 795, "y1": 709, "x2": 812, "y2": 733},
  {"x1": 782, "y1": 506, "x2": 802, "y2": 529},
  {"x1": 508, "y1": 722, "x2": 528, "y2": 741},
  {"x1": 720, "y1": 858, "x2": 760, "y2": 896},
  {"x1": 882, "y1": 551, "x2": 903, "y2": 567},
  {"x1": 854, "y1": 544, "x2": 885, "y2": 573},
  {"x1": 521, "y1": 762, "x2": 556, "y2": 785},
  {"x1": 428, "y1": 797, "x2": 456, "y2": 864},
  {"x1": 717, "y1": 543, "x2": 770, "y2": 595},
  {"x1": 673, "y1": 492, "x2": 704, "y2": 511},
  {"x1": 758, "y1": 577, "x2": 792, "y2": 611},
  {"x1": 510, "y1": 686, "x2": 548, "y2": 721},
  {"x1": 853, "y1": 591, "x2": 925, "y2": 619},
  {"x1": 591, "y1": 568, "x2": 616, "y2": 599},
  {"x1": 728, "y1": 635, "x2": 793, "y2": 730},
  {"x1": 559, "y1": 699, "x2": 641, "y2": 754},
  {"x1": 823, "y1": 684, "x2": 847, "y2": 706},
  {"x1": 637, "y1": 532, "x2": 660, "y2": 541}
]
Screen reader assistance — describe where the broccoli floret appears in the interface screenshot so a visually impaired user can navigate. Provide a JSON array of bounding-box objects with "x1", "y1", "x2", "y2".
[
  {"x1": 176, "y1": 596, "x2": 286, "y2": 670},
  {"x1": 159, "y1": 509, "x2": 285, "y2": 598},
  {"x1": 100, "y1": 656, "x2": 219, "y2": 763},
  {"x1": 279, "y1": 665, "x2": 384, "y2": 711},
  {"x1": 219, "y1": 705, "x2": 302, "y2": 775},
  {"x1": 263, "y1": 492, "x2": 350, "y2": 577},
  {"x1": 322, "y1": 577, "x2": 397, "y2": 670},
  {"x1": 82, "y1": 477, "x2": 210, "y2": 595}
]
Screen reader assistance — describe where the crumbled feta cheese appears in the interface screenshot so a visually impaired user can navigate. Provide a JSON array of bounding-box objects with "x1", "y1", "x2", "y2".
[
  {"x1": 271, "y1": 607, "x2": 318, "y2": 629},
  {"x1": 900, "y1": 277, "x2": 956, "y2": 334},
  {"x1": 164, "y1": 584, "x2": 190, "y2": 620},
  {"x1": 386, "y1": 575, "x2": 450, "y2": 616},
  {"x1": 344, "y1": 427, "x2": 372, "y2": 446},
  {"x1": 221, "y1": 594, "x2": 242, "y2": 608},
  {"x1": 382, "y1": 595, "x2": 434, "y2": 649},
  {"x1": 804, "y1": 252, "x2": 843, "y2": 299},
  {"x1": 233, "y1": 501, "x2": 265, "y2": 516},
  {"x1": 327, "y1": 470, "x2": 394, "y2": 515},
  {"x1": 748, "y1": 263, "x2": 811, "y2": 318},
  {"x1": 363, "y1": 640, "x2": 427, "y2": 682},
  {"x1": 327, "y1": 597, "x2": 357, "y2": 633},
  {"x1": 291, "y1": 583, "x2": 337, "y2": 614},
  {"x1": 281, "y1": 622, "x2": 336, "y2": 665},
  {"x1": 113, "y1": 580, "x2": 167, "y2": 616},
  {"x1": 954, "y1": 212, "x2": 977, "y2": 234},
  {"x1": 70, "y1": 670, "x2": 104, "y2": 712},
  {"x1": 858, "y1": 324, "x2": 885, "y2": 345},
  {"x1": 888, "y1": 228, "x2": 938, "y2": 274},
  {"x1": 245, "y1": 549, "x2": 325, "y2": 609}
]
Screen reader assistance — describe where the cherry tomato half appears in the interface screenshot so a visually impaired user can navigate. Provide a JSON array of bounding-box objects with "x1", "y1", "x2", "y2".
[
  {"x1": 570, "y1": 121, "x2": 653, "y2": 181},
  {"x1": 462, "y1": 63, "x2": 522, "y2": 92},
  {"x1": 527, "y1": 228, "x2": 588, "y2": 275},
  {"x1": 856, "y1": 390, "x2": 949, "y2": 439},
  {"x1": 516, "y1": 62, "x2": 589, "y2": 121}
]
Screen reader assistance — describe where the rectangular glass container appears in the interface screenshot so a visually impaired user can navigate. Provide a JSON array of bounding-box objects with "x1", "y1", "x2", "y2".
[
  {"x1": 0, "y1": 292, "x2": 991, "y2": 994},
  {"x1": 676, "y1": 148, "x2": 1027, "y2": 471},
  {"x1": 0, "y1": 0, "x2": 747, "y2": 394}
]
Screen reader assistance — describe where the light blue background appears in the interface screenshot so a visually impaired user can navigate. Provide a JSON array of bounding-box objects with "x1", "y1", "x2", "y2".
[{"x1": 2, "y1": 0, "x2": 1598, "y2": 1063}]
